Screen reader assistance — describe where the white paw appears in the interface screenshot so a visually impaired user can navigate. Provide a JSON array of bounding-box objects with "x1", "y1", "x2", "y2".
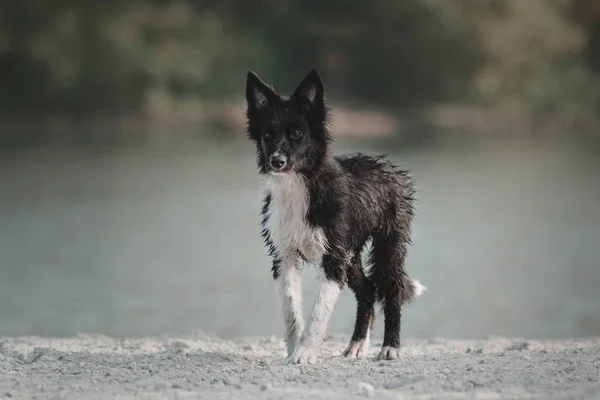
[
  {"x1": 285, "y1": 345, "x2": 319, "y2": 365},
  {"x1": 342, "y1": 339, "x2": 370, "y2": 358},
  {"x1": 377, "y1": 346, "x2": 400, "y2": 360}
]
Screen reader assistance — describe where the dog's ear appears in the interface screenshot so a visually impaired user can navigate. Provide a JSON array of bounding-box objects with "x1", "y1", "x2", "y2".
[
  {"x1": 293, "y1": 69, "x2": 324, "y2": 109},
  {"x1": 246, "y1": 71, "x2": 275, "y2": 110}
]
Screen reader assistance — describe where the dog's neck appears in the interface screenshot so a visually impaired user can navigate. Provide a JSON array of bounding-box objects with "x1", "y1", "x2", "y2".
[{"x1": 298, "y1": 150, "x2": 335, "y2": 182}]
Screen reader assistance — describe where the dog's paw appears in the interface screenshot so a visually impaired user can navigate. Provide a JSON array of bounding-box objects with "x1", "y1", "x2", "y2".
[
  {"x1": 342, "y1": 339, "x2": 369, "y2": 358},
  {"x1": 376, "y1": 346, "x2": 400, "y2": 360},
  {"x1": 285, "y1": 345, "x2": 318, "y2": 365}
]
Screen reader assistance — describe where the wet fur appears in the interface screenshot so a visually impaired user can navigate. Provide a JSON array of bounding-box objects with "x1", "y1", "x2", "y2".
[{"x1": 245, "y1": 69, "x2": 425, "y2": 364}]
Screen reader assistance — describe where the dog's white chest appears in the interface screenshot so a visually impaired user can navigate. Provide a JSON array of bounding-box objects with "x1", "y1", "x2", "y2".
[{"x1": 264, "y1": 174, "x2": 327, "y2": 263}]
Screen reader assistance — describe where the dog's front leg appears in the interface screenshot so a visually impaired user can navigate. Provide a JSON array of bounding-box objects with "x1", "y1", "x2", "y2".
[
  {"x1": 274, "y1": 253, "x2": 304, "y2": 357},
  {"x1": 287, "y1": 255, "x2": 344, "y2": 365}
]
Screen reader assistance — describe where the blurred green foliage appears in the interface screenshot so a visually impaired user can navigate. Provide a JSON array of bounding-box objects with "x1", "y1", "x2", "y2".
[{"x1": 0, "y1": 0, "x2": 598, "y2": 119}]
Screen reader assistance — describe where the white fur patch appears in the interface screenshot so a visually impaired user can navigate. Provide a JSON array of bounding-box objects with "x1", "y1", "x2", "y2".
[
  {"x1": 263, "y1": 172, "x2": 335, "y2": 365},
  {"x1": 342, "y1": 329, "x2": 370, "y2": 358},
  {"x1": 286, "y1": 344, "x2": 318, "y2": 365},
  {"x1": 410, "y1": 279, "x2": 426, "y2": 297},
  {"x1": 287, "y1": 274, "x2": 342, "y2": 364},
  {"x1": 263, "y1": 173, "x2": 328, "y2": 264},
  {"x1": 377, "y1": 346, "x2": 400, "y2": 360},
  {"x1": 275, "y1": 255, "x2": 304, "y2": 356},
  {"x1": 303, "y1": 276, "x2": 342, "y2": 346}
]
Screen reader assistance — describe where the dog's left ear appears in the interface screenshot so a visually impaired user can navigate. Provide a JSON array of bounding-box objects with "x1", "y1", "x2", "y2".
[{"x1": 293, "y1": 69, "x2": 324, "y2": 109}]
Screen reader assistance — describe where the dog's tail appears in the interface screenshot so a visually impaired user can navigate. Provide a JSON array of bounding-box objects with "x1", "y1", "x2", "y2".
[
  {"x1": 401, "y1": 278, "x2": 426, "y2": 305},
  {"x1": 373, "y1": 277, "x2": 426, "y2": 308}
]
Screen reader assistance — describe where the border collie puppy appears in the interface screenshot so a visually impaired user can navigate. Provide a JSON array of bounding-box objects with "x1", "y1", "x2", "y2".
[{"x1": 245, "y1": 69, "x2": 425, "y2": 365}]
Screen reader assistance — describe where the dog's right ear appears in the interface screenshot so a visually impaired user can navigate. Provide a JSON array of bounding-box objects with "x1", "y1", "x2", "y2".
[{"x1": 246, "y1": 71, "x2": 275, "y2": 110}]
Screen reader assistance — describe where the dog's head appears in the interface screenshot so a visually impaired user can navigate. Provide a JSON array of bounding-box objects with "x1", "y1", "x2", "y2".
[{"x1": 245, "y1": 70, "x2": 330, "y2": 176}]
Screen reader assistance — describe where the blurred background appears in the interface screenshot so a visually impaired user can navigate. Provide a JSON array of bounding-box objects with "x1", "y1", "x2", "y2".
[{"x1": 1, "y1": 0, "x2": 599, "y2": 341}]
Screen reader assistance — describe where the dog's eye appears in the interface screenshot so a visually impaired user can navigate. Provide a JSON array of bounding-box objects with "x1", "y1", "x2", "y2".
[
  {"x1": 290, "y1": 130, "x2": 303, "y2": 139},
  {"x1": 263, "y1": 131, "x2": 271, "y2": 139}
]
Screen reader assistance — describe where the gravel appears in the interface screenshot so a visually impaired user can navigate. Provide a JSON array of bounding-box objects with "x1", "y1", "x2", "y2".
[{"x1": 0, "y1": 333, "x2": 598, "y2": 399}]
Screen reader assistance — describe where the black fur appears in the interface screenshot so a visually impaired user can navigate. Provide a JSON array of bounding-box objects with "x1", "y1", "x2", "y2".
[{"x1": 246, "y1": 69, "x2": 422, "y2": 360}]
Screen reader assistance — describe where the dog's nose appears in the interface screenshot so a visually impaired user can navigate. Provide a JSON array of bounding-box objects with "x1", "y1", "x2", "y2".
[{"x1": 269, "y1": 154, "x2": 287, "y2": 170}]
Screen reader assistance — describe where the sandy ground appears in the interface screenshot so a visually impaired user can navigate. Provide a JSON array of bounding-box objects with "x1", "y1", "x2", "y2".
[{"x1": 0, "y1": 334, "x2": 599, "y2": 400}]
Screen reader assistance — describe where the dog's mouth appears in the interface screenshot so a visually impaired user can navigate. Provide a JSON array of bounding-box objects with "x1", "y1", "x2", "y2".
[{"x1": 267, "y1": 167, "x2": 292, "y2": 175}]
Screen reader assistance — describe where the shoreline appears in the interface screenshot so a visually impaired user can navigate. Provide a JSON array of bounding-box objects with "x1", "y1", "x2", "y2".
[{"x1": 1, "y1": 334, "x2": 599, "y2": 399}]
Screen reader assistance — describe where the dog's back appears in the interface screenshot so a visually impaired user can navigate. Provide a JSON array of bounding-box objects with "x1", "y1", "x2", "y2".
[{"x1": 330, "y1": 152, "x2": 416, "y2": 259}]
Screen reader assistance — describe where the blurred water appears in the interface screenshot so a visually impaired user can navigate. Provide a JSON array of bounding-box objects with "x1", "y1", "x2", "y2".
[{"x1": 1, "y1": 137, "x2": 599, "y2": 340}]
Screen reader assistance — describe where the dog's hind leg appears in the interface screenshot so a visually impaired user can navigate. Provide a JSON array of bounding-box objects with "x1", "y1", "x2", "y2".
[
  {"x1": 369, "y1": 229, "x2": 411, "y2": 361},
  {"x1": 343, "y1": 255, "x2": 375, "y2": 358}
]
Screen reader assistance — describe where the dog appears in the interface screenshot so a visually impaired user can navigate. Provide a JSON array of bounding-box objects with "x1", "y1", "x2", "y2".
[{"x1": 245, "y1": 69, "x2": 425, "y2": 365}]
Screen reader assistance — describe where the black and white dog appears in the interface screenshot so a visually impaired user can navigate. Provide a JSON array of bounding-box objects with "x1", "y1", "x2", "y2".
[{"x1": 245, "y1": 69, "x2": 425, "y2": 364}]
